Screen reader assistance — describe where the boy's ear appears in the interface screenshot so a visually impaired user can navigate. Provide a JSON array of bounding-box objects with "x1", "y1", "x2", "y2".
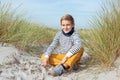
[{"x1": 72, "y1": 24, "x2": 75, "y2": 27}]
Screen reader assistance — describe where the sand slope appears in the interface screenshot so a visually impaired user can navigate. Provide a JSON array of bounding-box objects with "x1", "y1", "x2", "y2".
[{"x1": 0, "y1": 45, "x2": 120, "y2": 80}]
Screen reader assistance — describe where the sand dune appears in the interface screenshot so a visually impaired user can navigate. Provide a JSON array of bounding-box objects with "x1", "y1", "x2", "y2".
[{"x1": 0, "y1": 44, "x2": 120, "y2": 80}]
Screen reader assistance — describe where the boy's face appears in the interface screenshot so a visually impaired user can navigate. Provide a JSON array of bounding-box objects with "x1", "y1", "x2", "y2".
[{"x1": 61, "y1": 20, "x2": 74, "y2": 33}]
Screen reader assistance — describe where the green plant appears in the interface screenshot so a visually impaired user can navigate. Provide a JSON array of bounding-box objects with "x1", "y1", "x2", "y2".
[
  {"x1": 0, "y1": 2, "x2": 57, "y2": 54},
  {"x1": 81, "y1": 0, "x2": 120, "y2": 68}
]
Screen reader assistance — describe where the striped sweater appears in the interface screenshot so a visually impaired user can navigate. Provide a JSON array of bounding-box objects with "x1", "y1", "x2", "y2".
[{"x1": 44, "y1": 30, "x2": 82, "y2": 58}]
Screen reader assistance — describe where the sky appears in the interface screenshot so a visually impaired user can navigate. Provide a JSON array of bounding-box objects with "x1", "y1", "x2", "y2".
[{"x1": 1, "y1": 0, "x2": 106, "y2": 29}]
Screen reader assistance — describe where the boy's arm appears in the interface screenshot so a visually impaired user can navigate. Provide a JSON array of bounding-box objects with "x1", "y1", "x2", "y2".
[
  {"x1": 60, "y1": 33, "x2": 82, "y2": 65},
  {"x1": 66, "y1": 33, "x2": 82, "y2": 58},
  {"x1": 44, "y1": 32, "x2": 60, "y2": 58}
]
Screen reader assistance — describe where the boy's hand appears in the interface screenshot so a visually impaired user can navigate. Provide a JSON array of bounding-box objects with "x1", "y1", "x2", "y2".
[
  {"x1": 59, "y1": 56, "x2": 68, "y2": 65},
  {"x1": 42, "y1": 57, "x2": 49, "y2": 67}
]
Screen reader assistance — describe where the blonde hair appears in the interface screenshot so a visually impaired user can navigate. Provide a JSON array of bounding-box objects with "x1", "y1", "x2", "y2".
[{"x1": 60, "y1": 14, "x2": 75, "y2": 25}]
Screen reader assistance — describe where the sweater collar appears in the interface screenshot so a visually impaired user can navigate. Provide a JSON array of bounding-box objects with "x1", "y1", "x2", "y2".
[{"x1": 62, "y1": 27, "x2": 75, "y2": 37}]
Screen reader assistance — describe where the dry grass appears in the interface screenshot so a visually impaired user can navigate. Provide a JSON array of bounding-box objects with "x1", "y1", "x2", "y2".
[
  {"x1": 79, "y1": 0, "x2": 120, "y2": 68},
  {"x1": 0, "y1": 2, "x2": 57, "y2": 54}
]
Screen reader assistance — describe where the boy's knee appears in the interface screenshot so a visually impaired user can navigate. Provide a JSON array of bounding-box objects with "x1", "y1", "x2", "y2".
[
  {"x1": 78, "y1": 47, "x2": 84, "y2": 56},
  {"x1": 80, "y1": 47, "x2": 84, "y2": 53}
]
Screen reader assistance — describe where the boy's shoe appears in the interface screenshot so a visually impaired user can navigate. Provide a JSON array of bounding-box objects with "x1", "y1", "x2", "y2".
[{"x1": 48, "y1": 64, "x2": 66, "y2": 76}]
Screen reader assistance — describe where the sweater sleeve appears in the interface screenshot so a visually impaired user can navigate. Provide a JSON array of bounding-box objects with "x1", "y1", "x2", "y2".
[
  {"x1": 44, "y1": 32, "x2": 60, "y2": 58},
  {"x1": 66, "y1": 32, "x2": 82, "y2": 58}
]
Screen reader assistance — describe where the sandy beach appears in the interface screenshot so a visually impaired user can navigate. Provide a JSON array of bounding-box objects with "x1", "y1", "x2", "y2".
[{"x1": 0, "y1": 44, "x2": 120, "y2": 80}]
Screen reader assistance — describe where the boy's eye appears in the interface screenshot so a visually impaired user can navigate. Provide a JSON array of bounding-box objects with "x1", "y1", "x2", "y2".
[
  {"x1": 62, "y1": 24, "x2": 70, "y2": 26},
  {"x1": 62, "y1": 24, "x2": 65, "y2": 26},
  {"x1": 66, "y1": 24, "x2": 70, "y2": 26}
]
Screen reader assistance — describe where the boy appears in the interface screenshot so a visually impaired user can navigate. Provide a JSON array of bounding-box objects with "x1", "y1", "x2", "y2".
[{"x1": 41, "y1": 14, "x2": 84, "y2": 76}]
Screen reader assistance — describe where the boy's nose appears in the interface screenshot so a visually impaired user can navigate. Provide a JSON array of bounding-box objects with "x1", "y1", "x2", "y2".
[{"x1": 64, "y1": 26, "x2": 68, "y2": 29}]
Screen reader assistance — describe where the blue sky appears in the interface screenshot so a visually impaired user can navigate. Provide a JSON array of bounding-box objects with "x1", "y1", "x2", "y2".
[{"x1": 1, "y1": 0, "x2": 105, "y2": 29}]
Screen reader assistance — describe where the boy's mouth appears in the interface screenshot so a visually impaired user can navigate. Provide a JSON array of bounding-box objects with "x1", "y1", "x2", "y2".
[{"x1": 63, "y1": 30, "x2": 70, "y2": 33}]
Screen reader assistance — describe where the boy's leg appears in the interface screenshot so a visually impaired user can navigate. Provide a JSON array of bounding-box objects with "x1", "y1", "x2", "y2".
[
  {"x1": 41, "y1": 47, "x2": 84, "y2": 68},
  {"x1": 41, "y1": 47, "x2": 84, "y2": 76},
  {"x1": 65, "y1": 47, "x2": 84, "y2": 69},
  {"x1": 50, "y1": 47, "x2": 84, "y2": 76},
  {"x1": 41, "y1": 54, "x2": 66, "y2": 76},
  {"x1": 41, "y1": 54, "x2": 65, "y2": 66}
]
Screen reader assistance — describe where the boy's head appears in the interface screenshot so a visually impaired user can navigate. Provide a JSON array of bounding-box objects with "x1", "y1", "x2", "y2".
[{"x1": 60, "y1": 14, "x2": 75, "y2": 33}]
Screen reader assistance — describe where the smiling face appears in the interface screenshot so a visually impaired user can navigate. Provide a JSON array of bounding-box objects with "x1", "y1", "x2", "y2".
[{"x1": 61, "y1": 20, "x2": 74, "y2": 33}]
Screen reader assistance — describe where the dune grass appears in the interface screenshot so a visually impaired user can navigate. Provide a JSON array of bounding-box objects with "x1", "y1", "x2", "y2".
[
  {"x1": 1, "y1": 1, "x2": 120, "y2": 68},
  {"x1": 79, "y1": 0, "x2": 120, "y2": 68},
  {"x1": 0, "y1": 2, "x2": 57, "y2": 54}
]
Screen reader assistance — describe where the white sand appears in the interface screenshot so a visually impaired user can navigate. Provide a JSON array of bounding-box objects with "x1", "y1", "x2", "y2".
[
  {"x1": 0, "y1": 44, "x2": 120, "y2": 80},
  {"x1": 0, "y1": 45, "x2": 18, "y2": 64}
]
